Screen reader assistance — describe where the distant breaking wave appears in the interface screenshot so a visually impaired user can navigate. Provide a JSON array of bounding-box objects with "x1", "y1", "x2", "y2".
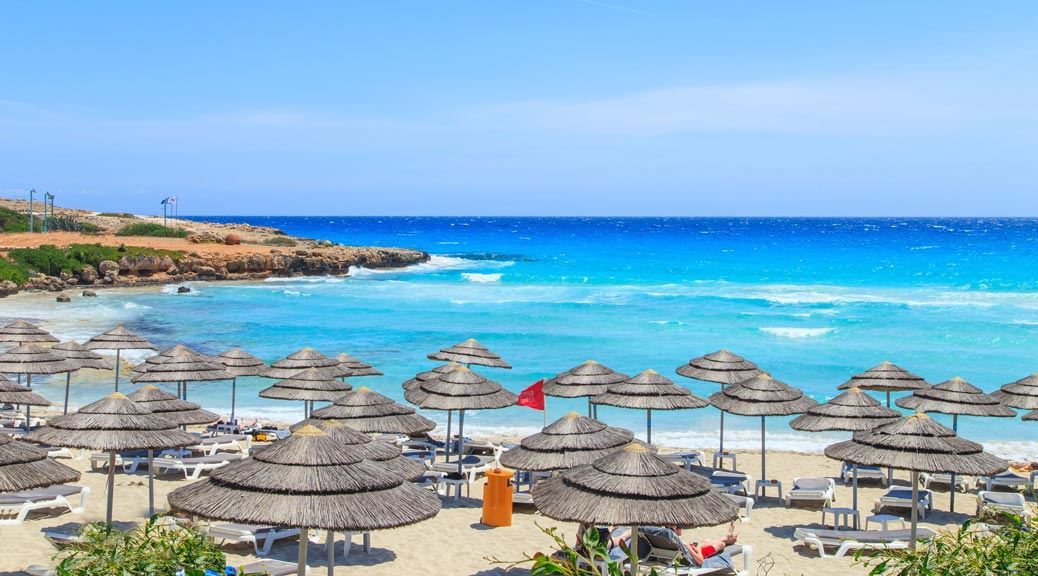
[
  {"x1": 348, "y1": 255, "x2": 514, "y2": 278},
  {"x1": 461, "y1": 273, "x2": 502, "y2": 283},
  {"x1": 759, "y1": 327, "x2": 834, "y2": 338}
]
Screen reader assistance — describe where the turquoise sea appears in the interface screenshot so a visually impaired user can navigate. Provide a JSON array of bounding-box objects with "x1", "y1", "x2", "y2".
[{"x1": 7, "y1": 217, "x2": 1038, "y2": 458}]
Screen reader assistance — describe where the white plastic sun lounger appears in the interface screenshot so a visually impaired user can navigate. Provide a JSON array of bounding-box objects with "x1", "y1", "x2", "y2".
[
  {"x1": 665, "y1": 451, "x2": 705, "y2": 471},
  {"x1": 977, "y1": 491, "x2": 1034, "y2": 519},
  {"x1": 724, "y1": 493, "x2": 755, "y2": 521},
  {"x1": 920, "y1": 472, "x2": 971, "y2": 492},
  {"x1": 873, "y1": 488, "x2": 933, "y2": 519},
  {"x1": 89, "y1": 450, "x2": 151, "y2": 473},
  {"x1": 0, "y1": 485, "x2": 90, "y2": 526},
  {"x1": 189, "y1": 434, "x2": 251, "y2": 456},
  {"x1": 154, "y1": 453, "x2": 244, "y2": 480},
  {"x1": 209, "y1": 523, "x2": 302, "y2": 556},
  {"x1": 636, "y1": 528, "x2": 753, "y2": 576},
  {"x1": 785, "y1": 477, "x2": 836, "y2": 508},
  {"x1": 794, "y1": 527, "x2": 936, "y2": 558},
  {"x1": 430, "y1": 454, "x2": 497, "y2": 482},
  {"x1": 840, "y1": 462, "x2": 887, "y2": 486},
  {"x1": 980, "y1": 470, "x2": 1030, "y2": 492},
  {"x1": 242, "y1": 559, "x2": 311, "y2": 576}
]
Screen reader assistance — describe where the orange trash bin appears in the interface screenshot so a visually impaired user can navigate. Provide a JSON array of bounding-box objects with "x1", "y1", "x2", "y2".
[{"x1": 482, "y1": 468, "x2": 514, "y2": 527}]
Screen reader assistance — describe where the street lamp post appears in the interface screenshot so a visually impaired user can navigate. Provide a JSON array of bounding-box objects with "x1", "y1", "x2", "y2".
[{"x1": 28, "y1": 188, "x2": 36, "y2": 232}]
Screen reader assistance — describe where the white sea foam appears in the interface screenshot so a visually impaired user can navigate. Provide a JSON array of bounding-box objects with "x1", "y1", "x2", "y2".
[
  {"x1": 348, "y1": 255, "x2": 514, "y2": 278},
  {"x1": 122, "y1": 302, "x2": 150, "y2": 310},
  {"x1": 461, "y1": 273, "x2": 502, "y2": 283},
  {"x1": 1011, "y1": 320, "x2": 1038, "y2": 326},
  {"x1": 161, "y1": 282, "x2": 204, "y2": 295},
  {"x1": 282, "y1": 290, "x2": 311, "y2": 297},
  {"x1": 262, "y1": 276, "x2": 346, "y2": 284},
  {"x1": 759, "y1": 326, "x2": 834, "y2": 338}
]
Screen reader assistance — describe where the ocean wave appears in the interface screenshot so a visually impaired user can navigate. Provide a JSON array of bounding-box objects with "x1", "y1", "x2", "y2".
[
  {"x1": 461, "y1": 273, "x2": 502, "y2": 283},
  {"x1": 122, "y1": 302, "x2": 150, "y2": 310},
  {"x1": 282, "y1": 290, "x2": 312, "y2": 297},
  {"x1": 649, "y1": 320, "x2": 686, "y2": 326},
  {"x1": 1011, "y1": 320, "x2": 1038, "y2": 326},
  {"x1": 348, "y1": 255, "x2": 515, "y2": 278},
  {"x1": 262, "y1": 276, "x2": 346, "y2": 284},
  {"x1": 161, "y1": 282, "x2": 203, "y2": 295},
  {"x1": 759, "y1": 327, "x2": 834, "y2": 338}
]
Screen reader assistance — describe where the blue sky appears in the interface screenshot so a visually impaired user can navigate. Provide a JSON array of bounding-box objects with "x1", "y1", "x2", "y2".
[{"x1": 1, "y1": 1, "x2": 1036, "y2": 216}]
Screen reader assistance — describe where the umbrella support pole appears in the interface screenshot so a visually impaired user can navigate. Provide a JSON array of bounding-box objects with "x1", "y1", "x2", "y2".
[
  {"x1": 106, "y1": 452, "x2": 115, "y2": 524},
  {"x1": 63, "y1": 372, "x2": 71, "y2": 415},
  {"x1": 114, "y1": 350, "x2": 121, "y2": 392},
  {"x1": 646, "y1": 409, "x2": 652, "y2": 445},
  {"x1": 593, "y1": 404, "x2": 598, "y2": 420},
  {"x1": 588, "y1": 397, "x2": 593, "y2": 418},
  {"x1": 147, "y1": 449, "x2": 154, "y2": 517},
  {"x1": 885, "y1": 392, "x2": 894, "y2": 486},
  {"x1": 24, "y1": 374, "x2": 31, "y2": 432},
  {"x1": 457, "y1": 410, "x2": 466, "y2": 476},
  {"x1": 852, "y1": 465, "x2": 860, "y2": 529},
  {"x1": 230, "y1": 377, "x2": 237, "y2": 425},
  {"x1": 630, "y1": 526, "x2": 639, "y2": 575},
  {"x1": 950, "y1": 415, "x2": 958, "y2": 513},
  {"x1": 910, "y1": 471, "x2": 919, "y2": 548},
  {"x1": 760, "y1": 417, "x2": 767, "y2": 486},
  {"x1": 445, "y1": 410, "x2": 453, "y2": 463},
  {"x1": 326, "y1": 529, "x2": 334, "y2": 576},
  {"x1": 298, "y1": 527, "x2": 309, "y2": 576}
]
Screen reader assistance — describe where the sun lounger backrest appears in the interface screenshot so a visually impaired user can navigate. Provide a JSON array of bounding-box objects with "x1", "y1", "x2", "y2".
[{"x1": 794, "y1": 478, "x2": 830, "y2": 491}]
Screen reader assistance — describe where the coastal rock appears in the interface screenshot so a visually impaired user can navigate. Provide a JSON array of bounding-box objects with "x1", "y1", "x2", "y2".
[
  {"x1": 0, "y1": 281, "x2": 18, "y2": 297},
  {"x1": 194, "y1": 265, "x2": 217, "y2": 277},
  {"x1": 118, "y1": 254, "x2": 176, "y2": 275},
  {"x1": 82, "y1": 290, "x2": 97, "y2": 297},
  {"x1": 56, "y1": 294, "x2": 71, "y2": 303},
  {"x1": 103, "y1": 270, "x2": 118, "y2": 284},
  {"x1": 79, "y1": 264, "x2": 98, "y2": 284},
  {"x1": 224, "y1": 233, "x2": 241, "y2": 245},
  {"x1": 177, "y1": 286, "x2": 191, "y2": 294},
  {"x1": 59, "y1": 271, "x2": 71, "y2": 282},
  {"x1": 98, "y1": 260, "x2": 119, "y2": 276}
]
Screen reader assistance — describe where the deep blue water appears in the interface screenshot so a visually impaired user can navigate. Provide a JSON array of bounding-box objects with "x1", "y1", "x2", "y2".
[{"x1": 12, "y1": 217, "x2": 1038, "y2": 457}]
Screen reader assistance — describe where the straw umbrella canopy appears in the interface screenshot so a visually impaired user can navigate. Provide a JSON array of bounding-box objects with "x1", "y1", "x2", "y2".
[
  {"x1": 675, "y1": 349, "x2": 763, "y2": 456},
  {"x1": 0, "y1": 434, "x2": 80, "y2": 493},
  {"x1": 215, "y1": 348, "x2": 266, "y2": 425},
  {"x1": 426, "y1": 338, "x2": 512, "y2": 369},
  {"x1": 402, "y1": 363, "x2": 458, "y2": 392},
  {"x1": 53, "y1": 341, "x2": 112, "y2": 414},
  {"x1": 0, "y1": 320, "x2": 58, "y2": 347},
  {"x1": 709, "y1": 374, "x2": 817, "y2": 492},
  {"x1": 335, "y1": 353, "x2": 382, "y2": 377},
  {"x1": 0, "y1": 374, "x2": 51, "y2": 432},
  {"x1": 532, "y1": 442, "x2": 739, "y2": 574},
  {"x1": 416, "y1": 366, "x2": 517, "y2": 474},
  {"x1": 896, "y1": 377, "x2": 1015, "y2": 511},
  {"x1": 304, "y1": 387, "x2": 435, "y2": 435},
  {"x1": 591, "y1": 369, "x2": 708, "y2": 445},
  {"x1": 260, "y1": 348, "x2": 349, "y2": 379},
  {"x1": 1023, "y1": 410, "x2": 1038, "y2": 421},
  {"x1": 24, "y1": 393, "x2": 196, "y2": 522},
  {"x1": 499, "y1": 413, "x2": 636, "y2": 472},
  {"x1": 0, "y1": 344, "x2": 79, "y2": 431},
  {"x1": 84, "y1": 326, "x2": 157, "y2": 391},
  {"x1": 259, "y1": 367, "x2": 352, "y2": 418},
  {"x1": 993, "y1": 373, "x2": 1038, "y2": 412},
  {"x1": 543, "y1": 360, "x2": 628, "y2": 418},
  {"x1": 837, "y1": 361, "x2": 930, "y2": 406},
  {"x1": 826, "y1": 413, "x2": 1007, "y2": 546},
  {"x1": 127, "y1": 385, "x2": 221, "y2": 426},
  {"x1": 790, "y1": 388, "x2": 901, "y2": 522},
  {"x1": 131, "y1": 349, "x2": 232, "y2": 401},
  {"x1": 290, "y1": 418, "x2": 427, "y2": 481},
  {"x1": 168, "y1": 424, "x2": 441, "y2": 576}
]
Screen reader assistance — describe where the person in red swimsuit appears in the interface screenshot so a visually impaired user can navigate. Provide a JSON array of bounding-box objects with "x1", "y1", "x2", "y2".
[{"x1": 670, "y1": 525, "x2": 738, "y2": 565}]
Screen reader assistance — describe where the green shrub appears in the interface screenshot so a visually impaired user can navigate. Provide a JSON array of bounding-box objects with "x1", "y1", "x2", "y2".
[
  {"x1": 5, "y1": 244, "x2": 182, "y2": 277},
  {"x1": 44, "y1": 215, "x2": 102, "y2": 234},
  {"x1": 7, "y1": 245, "x2": 77, "y2": 276},
  {"x1": 262, "y1": 236, "x2": 298, "y2": 247},
  {"x1": 54, "y1": 517, "x2": 228, "y2": 576},
  {"x1": 491, "y1": 524, "x2": 652, "y2": 576},
  {"x1": 98, "y1": 212, "x2": 136, "y2": 218},
  {"x1": 116, "y1": 222, "x2": 188, "y2": 238},
  {"x1": 860, "y1": 516, "x2": 1038, "y2": 575},
  {"x1": 0, "y1": 257, "x2": 30, "y2": 283},
  {"x1": 0, "y1": 206, "x2": 31, "y2": 232}
]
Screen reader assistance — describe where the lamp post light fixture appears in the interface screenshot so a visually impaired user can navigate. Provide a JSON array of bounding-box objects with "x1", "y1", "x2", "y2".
[
  {"x1": 28, "y1": 188, "x2": 36, "y2": 232},
  {"x1": 42, "y1": 192, "x2": 55, "y2": 233}
]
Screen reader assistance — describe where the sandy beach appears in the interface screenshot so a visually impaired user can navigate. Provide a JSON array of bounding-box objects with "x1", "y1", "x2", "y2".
[{"x1": 0, "y1": 437, "x2": 977, "y2": 576}]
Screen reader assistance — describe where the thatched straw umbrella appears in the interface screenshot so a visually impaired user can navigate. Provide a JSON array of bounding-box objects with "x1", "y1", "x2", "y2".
[
  {"x1": 261, "y1": 348, "x2": 349, "y2": 379},
  {"x1": 837, "y1": 361, "x2": 930, "y2": 406},
  {"x1": 532, "y1": 442, "x2": 739, "y2": 574},
  {"x1": 543, "y1": 360, "x2": 627, "y2": 418},
  {"x1": 84, "y1": 326, "x2": 157, "y2": 391},
  {"x1": 125, "y1": 384, "x2": 220, "y2": 515},
  {"x1": 675, "y1": 349, "x2": 763, "y2": 456},
  {"x1": 0, "y1": 320, "x2": 58, "y2": 347},
  {"x1": 826, "y1": 413, "x2": 1007, "y2": 546},
  {"x1": 993, "y1": 373, "x2": 1038, "y2": 414},
  {"x1": 0, "y1": 375, "x2": 51, "y2": 432},
  {"x1": 335, "y1": 353, "x2": 382, "y2": 378},
  {"x1": 53, "y1": 341, "x2": 111, "y2": 414},
  {"x1": 896, "y1": 377, "x2": 1015, "y2": 511},
  {"x1": 292, "y1": 419, "x2": 427, "y2": 481},
  {"x1": 24, "y1": 393, "x2": 195, "y2": 523},
  {"x1": 402, "y1": 363, "x2": 458, "y2": 392},
  {"x1": 427, "y1": 338, "x2": 512, "y2": 369},
  {"x1": 1024, "y1": 410, "x2": 1038, "y2": 421},
  {"x1": 709, "y1": 374, "x2": 816, "y2": 495},
  {"x1": 591, "y1": 369, "x2": 708, "y2": 445},
  {"x1": 0, "y1": 345, "x2": 79, "y2": 431},
  {"x1": 426, "y1": 339, "x2": 511, "y2": 460},
  {"x1": 168, "y1": 424, "x2": 441, "y2": 576},
  {"x1": 415, "y1": 366, "x2": 517, "y2": 474},
  {"x1": 259, "y1": 367, "x2": 352, "y2": 418},
  {"x1": 499, "y1": 412, "x2": 635, "y2": 472},
  {"x1": 303, "y1": 387, "x2": 435, "y2": 435},
  {"x1": 790, "y1": 388, "x2": 901, "y2": 521},
  {"x1": 0, "y1": 434, "x2": 80, "y2": 493},
  {"x1": 131, "y1": 349, "x2": 232, "y2": 402},
  {"x1": 214, "y1": 348, "x2": 266, "y2": 425}
]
